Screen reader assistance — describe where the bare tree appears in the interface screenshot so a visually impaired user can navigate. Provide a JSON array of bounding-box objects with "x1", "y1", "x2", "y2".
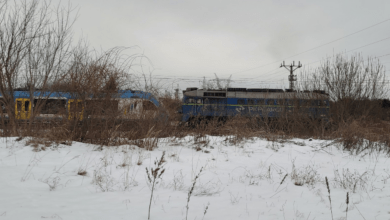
[
  {"x1": 0, "y1": 0, "x2": 75, "y2": 132},
  {"x1": 299, "y1": 53, "x2": 387, "y2": 122},
  {"x1": 202, "y1": 74, "x2": 232, "y2": 90},
  {"x1": 65, "y1": 45, "x2": 141, "y2": 95}
]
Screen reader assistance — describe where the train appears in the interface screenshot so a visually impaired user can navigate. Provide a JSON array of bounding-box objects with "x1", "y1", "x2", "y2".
[
  {"x1": 0, "y1": 89, "x2": 160, "y2": 122},
  {"x1": 181, "y1": 87, "x2": 330, "y2": 122},
  {"x1": 0, "y1": 87, "x2": 331, "y2": 125}
]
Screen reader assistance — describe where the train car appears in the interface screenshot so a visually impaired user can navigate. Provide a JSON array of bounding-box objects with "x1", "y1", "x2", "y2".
[
  {"x1": 181, "y1": 87, "x2": 330, "y2": 122},
  {"x1": 0, "y1": 89, "x2": 160, "y2": 123}
]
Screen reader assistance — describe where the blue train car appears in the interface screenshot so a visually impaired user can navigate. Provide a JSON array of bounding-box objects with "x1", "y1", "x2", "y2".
[
  {"x1": 0, "y1": 90, "x2": 160, "y2": 121},
  {"x1": 181, "y1": 87, "x2": 329, "y2": 122}
]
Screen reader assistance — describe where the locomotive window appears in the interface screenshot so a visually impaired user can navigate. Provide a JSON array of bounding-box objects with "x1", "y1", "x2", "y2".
[
  {"x1": 284, "y1": 99, "x2": 292, "y2": 106},
  {"x1": 266, "y1": 100, "x2": 274, "y2": 105},
  {"x1": 248, "y1": 99, "x2": 255, "y2": 105},
  {"x1": 196, "y1": 99, "x2": 202, "y2": 104},
  {"x1": 275, "y1": 99, "x2": 281, "y2": 105},
  {"x1": 237, "y1": 99, "x2": 245, "y2": 105},
  {"x1": 257, "y1": 99, "x2": 265, "y2": 105},
  {"x1": 186, "y1": 98, "x2": 195, "y2": 104},
  {"x1": 323, "y1": 100, "x2": 328, "y2": 106},
  {"x1": 204, "y1": 92, "x2": 226, "y2": 97}
]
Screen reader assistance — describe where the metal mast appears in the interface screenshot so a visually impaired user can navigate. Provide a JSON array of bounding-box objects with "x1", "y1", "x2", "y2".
[{"x1": 280, "y1": 61, "x2": 302, "y2": 90}]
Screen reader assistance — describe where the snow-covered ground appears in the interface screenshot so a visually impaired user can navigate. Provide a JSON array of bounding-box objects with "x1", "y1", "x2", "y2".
[{"x1": 0, "y1": 136, "x2": 389, "y2": 220}]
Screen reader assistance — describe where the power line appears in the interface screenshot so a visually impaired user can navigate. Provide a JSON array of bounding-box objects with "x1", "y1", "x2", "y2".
[
  {"x1": 377, "y1": 54, "x2": 390, "y2": 58},
  {"x1": 221, "y1": 17, "x2": 390, "y2": 76},
  {"x1": 297, "y1": 36, "x2": 390, "y2": 68}
]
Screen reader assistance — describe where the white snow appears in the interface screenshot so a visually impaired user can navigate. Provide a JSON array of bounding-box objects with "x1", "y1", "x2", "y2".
[{"x1": 0, "y1": 136, "x2": 389, "y2": 220}]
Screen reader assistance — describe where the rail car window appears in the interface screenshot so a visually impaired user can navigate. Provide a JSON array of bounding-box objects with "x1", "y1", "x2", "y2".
[
  {"x1": 24, "y1": 101, "x2": 30, "y2": 111},
  {"x1": 284, "y1": 99, "x2": 292, "y2": 106},
  {"x1": 0, "y1": 100, "x2": 5, "y2": 113},
  {"x1": 237, "y1": 99, "x2": 245, "y2": 105},
  {"x1": 275, "y1": 99, "x2": 281, "y2": 105},
  {"x1": 86, "y1": 100, "x2": 119, "y2": 115},
  {"x1": 123, "y1": 101, "x2": 139, "y2": 114},
  {"x1": 70, "y1": 101, "x2": 82, "y2": 112},
  {"x1": 248, "y1": 99, "x2": 255, "y2": 105},
  {"x1": 35, "y1": 99, "x2": 66, "y2": 114},
  {"x1": 130, "y1": 102, "x2": 137, "y2": 111},
  {"x1": 197, "y1": 99, "x2": 202, "y2": 104},
  {"x1": 17, "y1": 101, "x2": 22, "y2": 112},
  {"x1": 186, "y1": 98, "x2": 195, "y2": 104},
  {"x1": 142, "y1": 100, "x2": 156, "y2": 111},
  {"x1": 266, "y1": 100, "x2": 274, "y2": 105}
]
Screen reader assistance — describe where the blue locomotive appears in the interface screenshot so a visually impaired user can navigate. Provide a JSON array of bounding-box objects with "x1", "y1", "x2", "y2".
[{"x1": 181, "y1": 87, "x2": 329, "y2": 122}]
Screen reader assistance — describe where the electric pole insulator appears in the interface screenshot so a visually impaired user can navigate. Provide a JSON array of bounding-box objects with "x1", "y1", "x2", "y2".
[
  {"x1": 288, "y1": 75, "x2": 297, "y2": 81},
  {"x1": 280, "y1": 61, "x2": 302, "y2": 90}
]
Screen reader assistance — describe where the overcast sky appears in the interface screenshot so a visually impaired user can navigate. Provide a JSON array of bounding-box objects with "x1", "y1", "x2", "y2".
[{"x1": 65, "y1": 0, "x2": 390, "y2": 91}]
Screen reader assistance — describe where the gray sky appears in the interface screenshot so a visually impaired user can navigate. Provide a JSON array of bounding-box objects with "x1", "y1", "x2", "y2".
[{"x1": 66, "y1": 0, "x2": 390, "y2": 91}]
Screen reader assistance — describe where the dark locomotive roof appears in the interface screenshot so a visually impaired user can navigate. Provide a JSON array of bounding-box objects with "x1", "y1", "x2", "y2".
[
  {"x1": 227, "y1": 88, "x2": 247, "y2": 91},
  {"x1": 184, "y1": 87, "x2": 327, "y2": 95}
]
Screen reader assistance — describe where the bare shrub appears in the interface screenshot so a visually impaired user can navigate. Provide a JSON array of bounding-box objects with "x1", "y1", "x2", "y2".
[
  {"x1": 240, "y1": 167, "x2": 274, "y2": 186},
  {"x1": 120, "y1": 165, "x2": 139, "y2": 191},
  {"x1": 92, "y1": 165, "x2": 116, "y2": 192},
  {"x1": 25, "y1": 137, "x2": 51, "y2": 151},
  {"x1": 186, "y1": 167, "x2": 203, "y2": 220},
  {"x1": 39, "y1": 176, "x2": 61, "y2": 191},
  {"x1": 170, "y1": 170, "x2": 185, "y2": 191},
  {"x1": 193, "y1": 179, "x2": 223, "y2": 196},
  {"x1": 228, "y1": 191, "x2": 241, "y2": 205},
  {"x1": 290, "y1": 161, "x2": 321, "y2": 187},
  {"x1": 337, "y1": 119, "x2": 390, "y2": 155},
  {"x1": 333, "y1": 168, "x2": 372, "y2": 193}
]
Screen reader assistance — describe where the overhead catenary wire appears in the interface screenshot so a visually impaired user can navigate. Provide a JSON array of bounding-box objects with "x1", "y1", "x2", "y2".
[
  {"x1": 260, "y1": 38, "x2": 390, "y2": 82},
  {"x1": 219, "y1": 17, "x2": 390, "y2": 77},
  {"x1": 152, "y1": 36, "x2": 390, "y2": 86}
]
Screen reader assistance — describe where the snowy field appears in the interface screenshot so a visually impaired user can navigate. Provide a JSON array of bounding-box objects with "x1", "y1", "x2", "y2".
[{"x1": 0, "y1": 136, "x2": 390, "y2": 220}]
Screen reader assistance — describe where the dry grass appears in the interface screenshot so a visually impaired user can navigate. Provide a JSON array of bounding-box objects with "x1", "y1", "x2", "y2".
[
  {"x1": 1, "y1": 78, "x2": 389, "y2": 157},
  {"x1": 3, "y1": 98, "x2": 390, "y2": 157}
]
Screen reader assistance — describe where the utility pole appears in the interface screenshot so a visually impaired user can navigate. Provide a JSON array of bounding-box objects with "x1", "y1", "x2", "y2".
[
  {"x1": 280, "y1": 61, "x2": 302, "y2": 90},
  {"x1": 174, "y1": 84, "x2": 179, "y2": 100}
]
